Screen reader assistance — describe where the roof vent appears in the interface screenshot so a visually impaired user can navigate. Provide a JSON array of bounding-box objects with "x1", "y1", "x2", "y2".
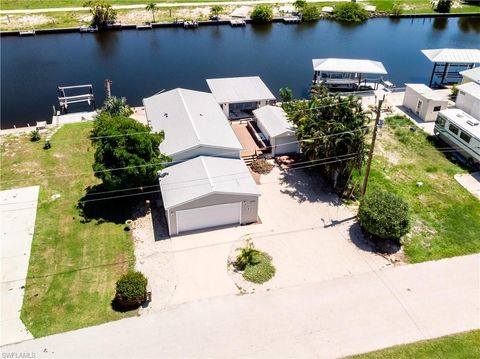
[
  {"x1": 467, "y1": 120, "x2": 479, "y2": 126},
  {"x1": 456, "y1": 113, "x2": 464, "y2": 118},
  {"x1": 164, "y1": 113, "x2": 168, "y2": 118}
]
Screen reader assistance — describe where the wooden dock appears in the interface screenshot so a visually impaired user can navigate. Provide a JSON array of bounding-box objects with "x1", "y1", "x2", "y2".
[
  {"x1": 136, "y1": 24, "x2": 152, "y2": 30},
  {"x1": 19, "y1": 29, "x2": 35, "y2": 36},
  {"x1": 283, "y1": 16, "x2": 301, "y2": 24},
  {"x1": 230, "y1": 19, "x2": 246, "y2": 27},
  {"x1": 184, "y1": 20, "x2": 198, "y2": 29}
]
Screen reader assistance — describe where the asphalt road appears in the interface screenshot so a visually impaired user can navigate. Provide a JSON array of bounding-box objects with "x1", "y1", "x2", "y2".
[{"x1": 2, "y1": 254, "x2": 479, "y2": 358}]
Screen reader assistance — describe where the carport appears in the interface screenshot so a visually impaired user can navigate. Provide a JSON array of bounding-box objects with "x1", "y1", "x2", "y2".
[{"x1": 159, "y1": 156, "x2": 260, "y2": 236}]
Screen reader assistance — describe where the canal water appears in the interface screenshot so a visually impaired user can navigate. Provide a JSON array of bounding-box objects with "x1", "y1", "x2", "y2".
[{"x1": 1, "y1": 16, "x2": 479, "y2": 129}]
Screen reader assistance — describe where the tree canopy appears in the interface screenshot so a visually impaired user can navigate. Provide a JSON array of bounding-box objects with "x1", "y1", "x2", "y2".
[
  {"x1": 333, "y1": 2, "x2": 369, "y2": 23},
  {"x1": 284, "y1": 85, "x2": 369, "y2": 191},
  {"x1": 250, "y1": 5, "x2": 274, "y2": 23},
  {"x1": 83, "y1": 1, "x2": 117, "y2": 27},
  {"x1": 91, "y1": 112, "x2": 169, "y2": 190},
  {"x1": 100, "y1": 96, "x2": 134, "y2": 118}
]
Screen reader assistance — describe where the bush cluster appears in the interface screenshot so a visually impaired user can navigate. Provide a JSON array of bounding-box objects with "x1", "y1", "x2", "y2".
[
  {"x1": 301, "y1": 4, "x2": 320, "y2": 22},
  {"x1": 114, "y1": 271, "x2": 148, "y2": 310},
  {"x1": 251, "y1": 159, "x2": 274, "y2": 174},
  {"x1": 334, "y1": 2, "x2": 369, "y2": 22},
  {"x1": 235, "y1": 242, "x2": 276, "y2": 284},
  {"x1": 358, "y1": 190, "x2": 410, "y2": 242},
  {"x1": 250, "y1": 5, "x2": 274, "y2": 23},
  {"x1": 30, "y1": 130, "x2": 41, "y2": 142},
  {"x1": 435, "y1": 0, "x2": 452, "y2": 13}
]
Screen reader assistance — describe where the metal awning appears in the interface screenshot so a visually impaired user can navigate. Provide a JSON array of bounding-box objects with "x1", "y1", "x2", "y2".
[
  {"x1": 312, "y1": 58, "x2": 388, "y2": 75},
  {"x1": 421, "y1": 49, "x2": 480, "y2": 64}
]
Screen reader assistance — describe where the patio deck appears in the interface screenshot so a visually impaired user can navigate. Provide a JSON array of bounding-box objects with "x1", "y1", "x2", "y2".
[{"x1": 231, "y1": 121, "x2": 262, "y2": 157}]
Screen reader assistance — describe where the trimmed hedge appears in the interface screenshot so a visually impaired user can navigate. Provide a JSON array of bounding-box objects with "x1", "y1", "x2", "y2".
[
  {"x1": 114, "y1": 271, "x2": 148, "y2": 310},
  {"x1": 358, "y1": 191, "x2": 410, "y2": 241}
]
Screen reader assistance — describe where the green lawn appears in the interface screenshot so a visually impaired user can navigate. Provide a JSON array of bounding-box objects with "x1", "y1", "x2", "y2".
[
  {"x1": 366, "y1": 0, "x2": 480, "y2": 14},
  {"x1": 347, "y1": 330, "x2": 480, "y2": 359},
  {"x1": 353, "y1": 116, "x2": 480, "y2": 263},
  {"x1": 0, "y1": 123, "x2": 136, "y2": 337}
]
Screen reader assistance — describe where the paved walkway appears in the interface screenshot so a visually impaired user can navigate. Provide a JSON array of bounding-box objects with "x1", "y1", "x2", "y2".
[
  {"x1": 2, "y1": 254, "x2": 478, "y2": 358},
  {"x1": 1, "y1": 186, "x2": 39, "y2": 346},
  {"x1": 455, "y1": 172, "x2": 480, "y2": 200},
  {"x1": 0, "y1": 0, "x2": 353, "y2": 14}
]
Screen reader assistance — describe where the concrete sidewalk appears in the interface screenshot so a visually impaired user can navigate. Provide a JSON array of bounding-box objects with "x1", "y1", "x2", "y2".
[
  {"x1": 1, "y1": 186, "x2": 39, "y2": 346},
  {"x1": 2, "y1": 254, "x2": 478, "y2": 358}
]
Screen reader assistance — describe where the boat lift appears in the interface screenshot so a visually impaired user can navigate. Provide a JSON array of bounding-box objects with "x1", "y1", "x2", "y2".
[{"x1": 58, "y1": 84, "x2": 95, "y2": 113}]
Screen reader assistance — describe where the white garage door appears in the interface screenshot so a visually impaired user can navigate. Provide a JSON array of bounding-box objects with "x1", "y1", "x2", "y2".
[
  {"x1": 176, "y1": 202, "x2": 241, "y2": 234},
  {"x1": 274, "y1": 136, "x2": 298, "y2": 156}
]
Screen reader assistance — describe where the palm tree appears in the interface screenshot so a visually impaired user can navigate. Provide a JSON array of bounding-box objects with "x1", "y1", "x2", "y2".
[{"x1": 146, "y1": 2, "x2": 157, "y2": 23}]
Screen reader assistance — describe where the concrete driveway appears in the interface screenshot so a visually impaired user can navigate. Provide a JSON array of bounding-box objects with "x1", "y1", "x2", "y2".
[
  {"x1": 1, "y1": 186, "x2": 39, "y2": 346},
  {"x1": 136, "y1": 165, "x2": 389, "y2": 308},
  {"x1": 4, "y1": 254, "x2": 479, "y2": 358}
]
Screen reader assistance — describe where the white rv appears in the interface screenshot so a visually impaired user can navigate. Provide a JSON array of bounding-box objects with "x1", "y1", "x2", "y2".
[{"x1": 434, "y1": 108, "x2": 480, "y2": 166}]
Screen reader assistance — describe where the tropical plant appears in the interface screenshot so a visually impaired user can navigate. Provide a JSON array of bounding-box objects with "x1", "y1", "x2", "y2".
[
  {"x1": 279, "y1": 87, "x2": 293, "y2": 103},
  {"x1": 100, "y1": 96, "x2": 133, "y2": 117},
  {"x1": 114, "y1": 271, "x2": 148, "y2": 310},
  {"x1": 235, "y1": 241, "x2": 260, "y2": 270},
  {"x1": 90, "y1": 112, "x2": 170, "y2": 190},
  {"x1": 301, "y1": 4, "x2": 320, "y2": 22},
  {"x1": 358, "y1": 190, "x2": 410, "y2": 242},
  {"x1": 434, "y1": 0, "x2": 453, "y2": 13},
  {"x1": 145, "y1": 2, "x2": 157, "y2": 23},
  {"x1": 333, "y1": 2, "x2": 369, "y2": 22},
  {"x1": 390, "y1": 2, "x2": 403, "y2": 15},
  {"x1": 293, "y1": 0, "x2": 306, "y2": 11},
  {"x1": 250, "y1": 4, "x2": 274, "y2": 23},
  {"x1": 83, "y1": 1, "x2": 117, "y2": 27},
  {"x1": 210, "y1": 5, "x2": 224, "y2": 20},
  {"x1": 284, "y1": 84, "x2": 369, "y2": 191},
  {"x1": 30, "y1": 130, "x2": 41, "y2": 142},
  {"x1": 43, "y1": 140, "x2": 51, "y2": 150}
]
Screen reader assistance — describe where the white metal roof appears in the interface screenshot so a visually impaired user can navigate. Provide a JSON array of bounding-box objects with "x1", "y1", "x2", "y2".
[
  {"x1": 421, "y1": 49, "x2": 480, "y2": 64},
  {"x1": 160, "y1": 156, "x2": 260, "y2": 209},
  {"x1": 405, "y1": 83, "x2": 450, "y2": 101},
  {"x1": 312, "y1": 58, "x2": 388, "y2": 75},
  {"x1": 460, "y1": 67, "x2": 480, "y2": 84},
  {"x1": 143, "y1": 88, "x2": 242, "y2": 158},
  {"x1": 206, "y1": 76, "x2": 276, "y2": 104},
  {"x1": 439, "y1": 108, "x2": 480, "y2": 138},
  {"x1": 457, "y1": 82, "x2": 480, "y2": 100},
  {"x1": 253, "y1": 105, "x2": 296, "y2": 138}
]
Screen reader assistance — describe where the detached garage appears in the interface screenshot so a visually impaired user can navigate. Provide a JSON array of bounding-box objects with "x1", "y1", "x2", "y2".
[
  {"x1": 253, "y1": 105, "x2": 299, "y2": 156},
  {"x1": 160, "y1": 156, "x2": 260, "y2": 236}
]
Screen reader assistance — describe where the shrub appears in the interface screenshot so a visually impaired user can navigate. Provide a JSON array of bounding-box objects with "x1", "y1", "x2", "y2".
[
  {"x1": 358, "y1": 191, "x2": 410, "y2": 241},
  {"x1": 43, "y1": 140, "x2": 51, "y2": 150},
  {"x1": 301, "y1": 4, "x2": 320, "y2": 22},
  {"x1": 30, "y1": 130, "x2": 41, "y2": 142},
  {"x1": 279, "y1": 87, "x2": 293, "y2": 103},
  {"x1": 235, "y1": 241, "x2": 261, "y2": 270},
  {"x1": 333, "y1": 2, "x2": 369, "y2": 22},
  {"x1": 390, "y1": 2, "x2": 403, "y2": 15},
  {"x1": 435, "y1": 0, "x2": 452, "y2": 13},
  {"x1": 114, "y1": 271, "x2": 148, "y2": 310},
  {"x1": 251, "y1": 159, "x2": 274, "y2": 174},
  {"x1": 242, "y1": 252, "x2": 276, "y2": 284},
  {"x1": 210, "y1": 5, "x2": 223, "y2": 20},
  {"x1": 250, "y1": 5, "x2": 274, "y2": 23},
  {"x1": 293, "y1": 0, "x2": 306, "y2": 11}
]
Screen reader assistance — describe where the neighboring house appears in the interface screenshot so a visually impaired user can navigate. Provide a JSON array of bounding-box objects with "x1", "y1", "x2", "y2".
[
  {"x1": 455, "y1": 82, "x2": 480, "y2": 120},
  {"x1": 253, "y1": 105, "x2": 299, "y2": 156},
  {"x1": 160, "y1": 156, "x2": 260, "y2": 236},
  {"x1": 143, "y1": 88, "x2": 243, "y2": 163},
  {"x1": 460, "y1": 67, "x2": 480, "y2": 85},
  {"x1": 206, "y1": 76, "x2": 276, "y2": 119},
  {"x1": 403, "y1": 84, "x2": 450, "y2": 122}
]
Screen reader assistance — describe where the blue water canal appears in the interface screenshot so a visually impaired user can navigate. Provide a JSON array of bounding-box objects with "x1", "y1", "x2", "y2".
[{"x1": 1, "y1": 16, "x2": 479, "y2": 128}]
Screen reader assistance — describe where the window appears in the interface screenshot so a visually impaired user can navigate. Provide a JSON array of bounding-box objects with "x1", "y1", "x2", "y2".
[
  {"x1": 433, "y1": 106, "x2": 442, "y2": 112},
  {"x1": 460, "y1": 131, "x2": 471, "y2": 144},
  {"x1": 436, "y1": 116, "x2": 446, "y2": 128},
  {"x1": 448, "y1": 123, "x2": 459, "y2": 135}
]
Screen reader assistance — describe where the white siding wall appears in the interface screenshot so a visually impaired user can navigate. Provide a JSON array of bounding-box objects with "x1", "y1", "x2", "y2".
[{"x1": 456, "y1": 92, "x2": 480, "y2": 119}]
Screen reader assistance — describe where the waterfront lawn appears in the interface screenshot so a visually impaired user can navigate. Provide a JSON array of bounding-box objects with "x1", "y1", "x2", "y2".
[
  {"x1": 352, "y1": 116, "x2": 480, "y2": 263},
  {"x1": 0, "y1": 123, "x2": 135, "y2": 337},
  {"x1": 346, "y1": 330, "x2": 480, "y2": 359},
  {"x1": 367, "y1": 0, "x2": 480, "y2": 14}
]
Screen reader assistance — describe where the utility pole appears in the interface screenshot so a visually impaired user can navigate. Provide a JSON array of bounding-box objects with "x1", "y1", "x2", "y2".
[
  {"x1": 362, "y1": 96, "x2": 384, "y2": 197},
  {"x1": 104, "y1": 79, "x2": 112, "y2": 99}
]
